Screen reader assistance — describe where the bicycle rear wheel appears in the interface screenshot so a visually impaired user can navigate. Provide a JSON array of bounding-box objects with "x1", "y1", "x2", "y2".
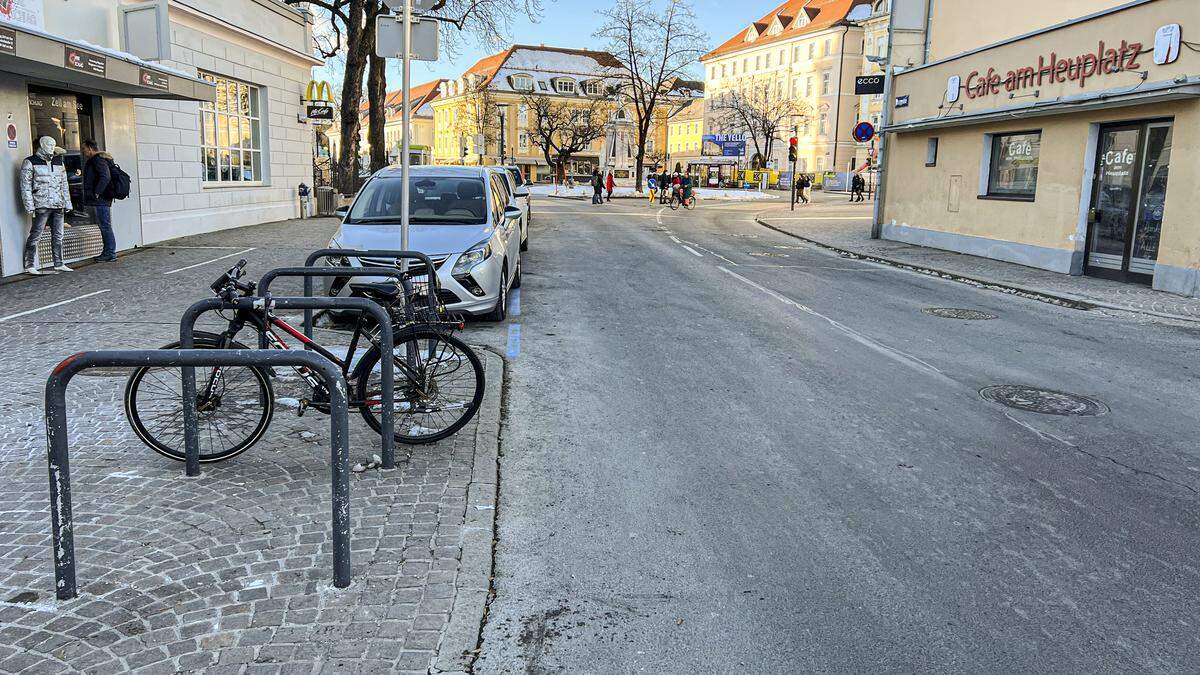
[
  {"x1": 124, "y1": 336, "x2": 274, "y2": 463},
  {"x1": 354, "y1": 327, "x2": 484, "y2": 444}
]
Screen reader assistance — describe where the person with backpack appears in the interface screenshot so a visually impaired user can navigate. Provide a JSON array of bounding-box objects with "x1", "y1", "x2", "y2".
[
  {"x1": 82, "y1": 139, "x2": 124, "y2": 262},
  {"x1": 797, "y1": 173, "x2": 811, "y2": 205}
]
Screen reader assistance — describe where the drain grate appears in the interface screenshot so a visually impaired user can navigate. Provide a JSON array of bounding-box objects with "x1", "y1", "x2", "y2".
[
  {"x1": 923, "y1": 307, "x2": 998, "y2": 320},
  {"x1": 749, "y1": 252, "x2": 790, "y2": 258},
  {"x1": 980, "y1": 385, "x2": 1109, "y2": 416}
]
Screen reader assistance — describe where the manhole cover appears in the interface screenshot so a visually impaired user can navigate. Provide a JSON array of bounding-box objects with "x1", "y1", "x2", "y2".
[
  {"x1": 923, "y1": 307, "x2": 998, "y2": 320},
  {"x1": 979, "y1": 385, "x2": 1109, "y2": 416},
  {"x1": 749, "y1": 252, "x2": 789, "y2": 258}
]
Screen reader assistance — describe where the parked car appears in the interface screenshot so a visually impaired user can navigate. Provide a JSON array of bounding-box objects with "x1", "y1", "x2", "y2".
[
  {"x1": 488, "y1": 166, "x2": 529, "y2": 251},
  {"x1": 501, "y1": 165, "x2": 531, "y2": 249},
  {"x1": 327, "y1": 165, "x2": 523, "y2": 321}
]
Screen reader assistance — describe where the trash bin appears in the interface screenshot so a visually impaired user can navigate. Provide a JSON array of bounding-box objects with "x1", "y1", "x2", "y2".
[{"x1": 316, "y1": 186, "x2": 337, "y2": 216}]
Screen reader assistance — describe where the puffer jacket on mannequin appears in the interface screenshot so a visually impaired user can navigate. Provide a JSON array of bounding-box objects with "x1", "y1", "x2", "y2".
[{"x1": 20, "y1": 147, "x2": 72, "y2": 212}]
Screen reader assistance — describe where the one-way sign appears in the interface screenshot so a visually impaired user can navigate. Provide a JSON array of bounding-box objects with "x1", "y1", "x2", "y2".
[{"x1": 855, "y1": 75, "x2": 885, "y2": 96}]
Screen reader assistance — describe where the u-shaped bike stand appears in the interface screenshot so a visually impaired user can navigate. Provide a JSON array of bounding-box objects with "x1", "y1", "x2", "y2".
[
  {"x1": 45, "y1": 349, "x2": 352, "y2": 600},
  {"x1": 180, "y1": 295, "x2": 397, "y2": 473},
  {"x1": 299, "y1": 250, "x2": 441, "y2": 340}
]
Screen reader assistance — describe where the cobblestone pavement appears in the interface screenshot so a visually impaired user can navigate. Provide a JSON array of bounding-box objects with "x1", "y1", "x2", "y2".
[
  {"x1": 0, "y1": 218, "x2": 504, "y2": 673},
  {"x1": 757, "y1": 197, "x2": 1200, "y2": 321}
]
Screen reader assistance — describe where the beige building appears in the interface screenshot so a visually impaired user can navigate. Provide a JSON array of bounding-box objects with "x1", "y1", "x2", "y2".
[
  {"x1": 881, "y1": 0, "x2": 1200, "y2": 296},
  {"x1": 326, "y1": 79, "x2": 444, "y2": 167},
  {"x1": 701, "y1": 0, "x2": 873, "y2": 180},
  {"x1": 852, "y1": 0, "x2": 890, "y2": 170}
]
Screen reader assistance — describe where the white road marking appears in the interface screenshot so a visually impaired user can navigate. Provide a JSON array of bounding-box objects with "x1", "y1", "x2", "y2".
[
  {"x1": 681, "y1": 245, "x2": 704, "y2": 257},
  {"x1": 669, "y1": 235, "x2": 682, "y2": 244},
  {"x1": 0, "y1": 289, "x2": 111, "y2": 323},
  {"x1": 717, "y1": 267, "x2": 953, "y2": 383},
  {"x1": 1004, "y1": 413, "x2": 1077, "y2": 448},
  {"x1": 683, "y1": 241, "x2": 739, "y2": 266},
  {"x1": 163, "y1": 248, "x2": 256, "y2": 276},
  {"x1": 656, "y1": 207, "x2": 666, "y2": 225}
]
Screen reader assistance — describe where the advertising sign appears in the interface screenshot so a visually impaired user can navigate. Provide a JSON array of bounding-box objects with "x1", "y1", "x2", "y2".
[
  {"x1": 0, "y1": 25, "x2": 14, "y2": 54},
  {"x1": 0, "y1": 0, "x2": 44, "y2": 29},
  {"x1": 139, "y1": 68, "x2": 169, "y2": 92},
  {"x1": 854, "y1": 75, "x2": 885, "y2": 96},
  {"x1": 702, "y1": 134, "x2": 746, "y2": 157},
  {"x1": 64, "y1": 46, "x2": 106, "y2": 77},
  {"x1": 306, "y1": 104, "x2": 334, "y2": 122}
]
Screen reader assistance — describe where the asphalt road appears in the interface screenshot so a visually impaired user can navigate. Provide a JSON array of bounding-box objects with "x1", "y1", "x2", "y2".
[{"x1": 476, "y1": 193, "x2": 1200, "y2": 672}]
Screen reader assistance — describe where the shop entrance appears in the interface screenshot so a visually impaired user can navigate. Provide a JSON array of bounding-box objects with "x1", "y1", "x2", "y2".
[
  {"x1": 27, "y1": 87, "x2": 106, "y2": 262},
  {"x1": 1085, "y1": 120, "x2": 1173, "y2": 283}
]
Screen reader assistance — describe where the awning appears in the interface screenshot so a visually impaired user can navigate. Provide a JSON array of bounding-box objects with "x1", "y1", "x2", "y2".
[
  {"x1": 0, "y1": 22, "x2": 214, "y2": 102},
  {"x1": 886, "y1": 77, "x2": 1200, "y2": 133}
]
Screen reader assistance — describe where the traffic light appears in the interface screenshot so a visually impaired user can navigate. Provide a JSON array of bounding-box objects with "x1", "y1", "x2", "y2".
[{"x1": 787, "y1": 137, "x2": 798, "y2": 163}]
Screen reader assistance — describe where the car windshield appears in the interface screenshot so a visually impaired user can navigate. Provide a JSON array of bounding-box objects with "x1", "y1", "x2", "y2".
[
  {"x1": 346, "y1": 176, "x2": 487, "y2": 225},
  {"x1": 505, "y1": 168, "x2": 525, "y2": 187}
]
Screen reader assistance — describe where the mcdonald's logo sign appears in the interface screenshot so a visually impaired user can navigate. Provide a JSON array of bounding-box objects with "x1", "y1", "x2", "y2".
[{"x1": 305, "y1": 80, "x2": 334, "y2": 103}]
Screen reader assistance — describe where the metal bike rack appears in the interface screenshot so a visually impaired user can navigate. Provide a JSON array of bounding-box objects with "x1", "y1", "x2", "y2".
[
  {"x1": 300, "y1": 250, "x2": 441, "y2": 340},
  {"x1": 180, "y1": 295, "x2": 397, "y2": 473},
  {"x1": 45, "y1": 349, "x2": 352, "y2": 600}
]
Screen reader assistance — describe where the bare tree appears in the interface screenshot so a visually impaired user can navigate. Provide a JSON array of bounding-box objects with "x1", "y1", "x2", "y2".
[
  {"x1": 287, "y1": 0, "x2": 542, "y2": 191},
  {"x1": 521, "y1": 92, "x2": 611, "y2": 183},
  {"x1": 595, "y1": 0, "x2": 706, "y2": 192},
  {"x1": 710, "y1": 77, "x2": 810, "y2": 169}
]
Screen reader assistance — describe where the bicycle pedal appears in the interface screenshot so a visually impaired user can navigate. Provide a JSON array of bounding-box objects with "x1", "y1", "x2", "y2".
[{"x1": 298, "y1": 399, "x2": 310, "y2": 417}]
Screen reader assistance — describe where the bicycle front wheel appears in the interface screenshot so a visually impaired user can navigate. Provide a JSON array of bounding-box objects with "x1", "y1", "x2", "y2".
[
  {"x1": 354, "y1": 327, "x2": 485, "y2": 444},
  {"x1": 124, "y1": 336, "x2": 274, "y2": 463}
]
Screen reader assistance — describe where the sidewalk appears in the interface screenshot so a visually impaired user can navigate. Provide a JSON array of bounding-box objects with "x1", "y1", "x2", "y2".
[
  {"x1": 756, "y1": 205, "x2": 1200, "y2": 322},
  {"x1": 0, "y1": 217, "x2": 503, "y2": 674}
]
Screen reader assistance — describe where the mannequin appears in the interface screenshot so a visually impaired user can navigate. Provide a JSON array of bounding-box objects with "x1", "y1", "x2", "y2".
[{"x1": 18, "y1": 136, "x2": 73, "y2": 274}]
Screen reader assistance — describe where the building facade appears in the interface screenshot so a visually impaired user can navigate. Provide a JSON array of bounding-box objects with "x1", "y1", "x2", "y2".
[
  {"x1": 0, "y1": 0, "x2": 318, "y2": 276},
  {"x1": 701, "y1": 0, "x2": 871, "y2": 180},
  {"x1": 326, "y1": 79, "x2": 445, "y2": 168},
  {"x1": 881, "y1": 0, "x2": 1200, "y2": 296}
]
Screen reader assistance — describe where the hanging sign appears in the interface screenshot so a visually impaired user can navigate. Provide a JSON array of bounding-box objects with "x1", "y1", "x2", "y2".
[
  {"x1": 854, "y1": 75, "x2": 885, "y2": 95},
  {"x1": 306, "y1": 104, "x2": 334, "y2": 122}
]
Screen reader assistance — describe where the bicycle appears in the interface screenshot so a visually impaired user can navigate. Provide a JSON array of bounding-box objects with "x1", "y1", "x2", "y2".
[
  {"x1": 669, "y1": 187, "x2": 696, "y2": 210},
  {"x1": 123, "y1": 260, "x2": 485, "y2": 463}
]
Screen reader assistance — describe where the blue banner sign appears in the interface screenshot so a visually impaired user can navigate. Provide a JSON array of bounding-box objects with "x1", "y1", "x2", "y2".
[{"x1": 702, "y1": 134, "x2": 747, "y2": 157}]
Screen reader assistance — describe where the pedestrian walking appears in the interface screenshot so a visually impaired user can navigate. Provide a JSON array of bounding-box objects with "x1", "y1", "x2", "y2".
[
  {"x1": 605, "y1": 171, "x2": 614, "y2": 202},
  {"x1": 19, "y1": 136, "x2": 73, "y2": 274},
  {"x1": 591, "y1": 169, "x2": 603, "y2": 205},
  {"x1": 82, "y1": 139, "x2": 118, "y2": 261},
  {"x1": 851, "y1": 173, "x2": 866, "y2": 202},
  {"x1": 647, "y1": 175, "x2": 658, "y2": 204},
  {"x1": 797, "y1": 173, "x2": 811, "y2": 205}
]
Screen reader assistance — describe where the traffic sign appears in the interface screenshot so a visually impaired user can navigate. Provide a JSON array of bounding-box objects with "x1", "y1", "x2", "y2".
[
  {"x1": 375, "y1": 15, "x2": 439, "y2": 61},
  {"x1": 852, "y1": 121, "x2": 875, "y2": 143},
  {"x1": 382, "y1": 0, "x2": 438, "y2": 11}
]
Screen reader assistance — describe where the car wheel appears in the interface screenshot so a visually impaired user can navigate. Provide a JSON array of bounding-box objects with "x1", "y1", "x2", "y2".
[{"x1": 484, "y1": 264, "x2": 508, "y2": 322}]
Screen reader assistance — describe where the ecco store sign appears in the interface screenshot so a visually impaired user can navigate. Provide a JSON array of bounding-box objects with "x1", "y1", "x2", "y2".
[{"x1": 946, "y1": 24, "x2": 1183, "y2": 103}]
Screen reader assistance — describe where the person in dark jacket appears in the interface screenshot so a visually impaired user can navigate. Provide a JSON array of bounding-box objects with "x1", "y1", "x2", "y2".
[
  {"x1": 81, "y1": 139, "x2": 116, "y2": 261},
  {"x1": 591, "y1": 170, "x2": 603, "y2": 204},
  {"x1": 850, "y1": 173, "x2": 866, "y2": 202}
]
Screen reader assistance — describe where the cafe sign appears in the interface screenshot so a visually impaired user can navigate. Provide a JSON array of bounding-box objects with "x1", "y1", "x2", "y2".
[{"x1": 957, "y1": 39, "x2": 1146, "y2": 101}]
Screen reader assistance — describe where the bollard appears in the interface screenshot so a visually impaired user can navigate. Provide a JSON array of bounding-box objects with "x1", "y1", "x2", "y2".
[
  {"x1": 46, "y1": 349, "x2": 352, "y2": 600},
  {"x1": 299, "y1": 250, "x2": 441, "y2": 340},
  {"x1": 180, "y1": 295, "x2": 397, "y2": 472}
]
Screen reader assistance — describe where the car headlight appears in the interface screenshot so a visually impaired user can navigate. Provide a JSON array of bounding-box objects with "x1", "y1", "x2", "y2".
[{"x1": 451, "y1": 241, "x2": 492, "y2": 276}]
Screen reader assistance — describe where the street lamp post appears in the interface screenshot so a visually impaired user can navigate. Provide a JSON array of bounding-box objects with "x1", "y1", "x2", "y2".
[
  {"x1": 869, "y1": 12, "x2": 897, "y2": 240},
  {"x1": 498, "y1": 107, "x2": 507, "y2": 166}
]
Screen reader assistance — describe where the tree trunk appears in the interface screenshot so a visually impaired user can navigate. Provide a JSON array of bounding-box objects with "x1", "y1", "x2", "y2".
[
  {"x1": 633, "y1": 144, "x2": 645, "y2": 193},
  {"x1": 335, "y1": 0, "x2": 370, "y2": 195},
  {"x1": 367, "y1": 46, "x2": 388, "y2": 172}
]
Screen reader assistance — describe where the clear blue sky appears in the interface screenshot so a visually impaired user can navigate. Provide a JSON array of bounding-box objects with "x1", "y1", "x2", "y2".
[{"x1": 389, "y1": 0, "x2": 772, "y2": 87}]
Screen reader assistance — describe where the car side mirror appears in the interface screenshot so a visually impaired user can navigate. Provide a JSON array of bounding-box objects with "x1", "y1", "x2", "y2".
[
  {"x1": 335, "y1": 206, "x2": 349, "y2": 219},
  {"x1": 514, "y1": 187, "x2": 530, "y2": 198},
  {"x1": 504, "y1": 205, "x2": 522, "y2": 221}
]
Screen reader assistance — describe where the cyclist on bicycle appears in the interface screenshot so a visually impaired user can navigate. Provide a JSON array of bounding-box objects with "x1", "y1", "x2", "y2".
[{"x1": 680, "y1": 173, "x2": 694, "y2": 207}]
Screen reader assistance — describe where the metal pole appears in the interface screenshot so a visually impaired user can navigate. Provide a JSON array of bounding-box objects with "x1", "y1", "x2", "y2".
[
  {"x1": 400, "y1": 0, "x2": 411, "y2": 266},
  {"x1": 45, "y1": 358, "x2": 77, "y2": 600},
  {"x1": 871, "y1": 10, "x2": 898, "y2": 240}
]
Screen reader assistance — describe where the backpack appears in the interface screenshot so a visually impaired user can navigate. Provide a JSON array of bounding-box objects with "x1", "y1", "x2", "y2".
[{"x1": 105, "y1": 158, "x2": 131, "y2": 200}]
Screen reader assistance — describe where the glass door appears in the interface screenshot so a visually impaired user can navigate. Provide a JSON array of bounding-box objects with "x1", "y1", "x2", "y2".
[{"x1": 1085, "y1": 120, "x2": 1172, "y2": 282}]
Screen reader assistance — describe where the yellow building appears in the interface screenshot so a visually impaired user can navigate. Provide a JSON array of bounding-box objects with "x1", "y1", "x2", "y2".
[
  {"x1": 701, "y1": 0, "x2": 873, "y2": 179},
  {"x1": 881, "y1": 0, "x2": 1200, "y2": 296},
  {"x1": 665, "y1": 98, "x2": 705, "y2": 170},
  {"x1": 325, "y1": 79, "x2": 444, "y2": 167}
]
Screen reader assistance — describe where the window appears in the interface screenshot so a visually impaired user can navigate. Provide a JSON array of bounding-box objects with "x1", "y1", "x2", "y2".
[
  {"x1": 821, "y1": 71, "x2": 831, "y2": 95},
  {"x1": 555, "y1": 79, "x2": 577, "y2": 94},
  {"x1": 806, "y1": 76, "x2": 813, "y2": 97},
  {"x1": 793, "y1": 46, "x2": 800, "y2": 61},
  {"x1": 721, "y1": 63, "x2": 727, "y2": 78},
  {"x1": 512, "y1": 74, "x2": 534, "y2": 91},
  {"x1": 518, "y1": 104, "x2": 528, "y2": 125},
  {"x1": 765, "y1": 53, "x2": 771, "y2": 68},
  {"x1": 808, "y1": 44, "x2": 815, "y2": 59},
  {"x1": 824, "y1": 39, "x2": 832, "y2": 56},
  {"x1": 519, "y1": 131, "x2": 529, "y2": 150},
  {"x1": 926, "y1": 138, "x2": 939, "y2": 167},
  {"x1": 755, "y1": 55, "x2": 762, "y2": 70},
  {"x1": 199, "y1": 72, "x2": 263, "y2": 183},
  {"x1": 348, "y1": 176, "x2": 486, "y2": 224},
  {"x1": 818, "y1": 113, "x2": 828, "y2": 135},
  {"x1": 583, "y1": 80, "x2": 602, "y2": 96},
  {"x1": 709, "y1": 67, "x2": 715, "y2": 80},
  {"x1": 743, "y1": 57, "x2": 749, "y2": 72},
  {"x1": 986, "y1": 131, "x2": 1041, "y2": 199}
]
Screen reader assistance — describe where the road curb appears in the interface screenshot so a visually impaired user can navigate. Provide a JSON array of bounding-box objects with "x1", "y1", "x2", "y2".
[
  {"x1": 434, "y1": 347, "x2": 505, "y2": 673},
  {"x1": 756, "y1": 216, "x2": 1200, "y2": 323}
]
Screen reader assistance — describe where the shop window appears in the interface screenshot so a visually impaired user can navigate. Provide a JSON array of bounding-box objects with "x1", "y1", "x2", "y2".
[
  {"x1": 985, "y1": 131, "x2": 1040, "y2": 199},
  {"x1": 926, "y1": 138, "x2": 939, "y2": 167},
  {"x1": 199, "y1": 72, "x2": 263, "y2": 183}
]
